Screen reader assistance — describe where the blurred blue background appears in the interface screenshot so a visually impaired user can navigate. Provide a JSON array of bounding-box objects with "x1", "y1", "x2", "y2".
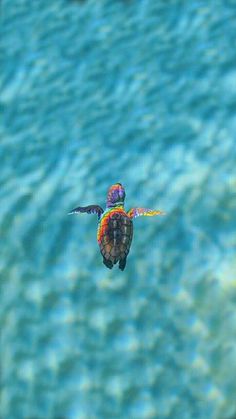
[{"x1": 1, "y1": 0, "x2": 236, "y2": 418}]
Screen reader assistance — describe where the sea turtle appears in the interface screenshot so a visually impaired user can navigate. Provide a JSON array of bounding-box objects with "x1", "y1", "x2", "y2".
[{"x1": 69, "y1": 183, "x2": 165, "y2": 270}]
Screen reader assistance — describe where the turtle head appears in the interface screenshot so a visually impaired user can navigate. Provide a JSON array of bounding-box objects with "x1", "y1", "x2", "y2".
[{"x1": 106, "y1": 183, "x2": 126, "y2": 207}]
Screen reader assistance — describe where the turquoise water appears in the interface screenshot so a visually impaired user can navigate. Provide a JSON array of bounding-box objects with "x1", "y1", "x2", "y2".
[{"x1": 1, "y1": 0, "x2": 236, "y2": 418}]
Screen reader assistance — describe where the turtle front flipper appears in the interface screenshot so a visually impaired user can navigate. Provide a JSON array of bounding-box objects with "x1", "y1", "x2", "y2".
[
  {"x1": 127, "y1": 208, "x2": 165, "y2": 219},
  {"x1": 68, "y1": 205, "x2": 104, "y2": 218}
]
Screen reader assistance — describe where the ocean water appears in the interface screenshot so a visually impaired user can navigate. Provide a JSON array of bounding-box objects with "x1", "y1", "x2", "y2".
[{"x1": 1, "y1": 0, "x2": 236, "y2": 418}]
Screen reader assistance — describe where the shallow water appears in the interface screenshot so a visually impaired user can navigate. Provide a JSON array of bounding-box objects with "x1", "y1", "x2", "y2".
[{"x1": 1, "y1": 0, "x2": 236, "y2": 418}]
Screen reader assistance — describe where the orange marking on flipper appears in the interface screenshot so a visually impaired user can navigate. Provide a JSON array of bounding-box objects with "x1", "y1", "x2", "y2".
[{"x1": 127, "y1": 208, "x2": 165, "y2": 219}]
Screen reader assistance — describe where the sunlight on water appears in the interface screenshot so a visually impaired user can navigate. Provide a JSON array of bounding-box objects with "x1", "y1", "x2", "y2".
[{"x1": 1, "y1": 0, "x2": 236, "y2": 418}]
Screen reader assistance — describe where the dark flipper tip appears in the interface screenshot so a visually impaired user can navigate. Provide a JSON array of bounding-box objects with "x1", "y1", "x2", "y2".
[
  {"x1": 103, "y1": 258, "x2": 113, "y2": 270},
  {"x1": 68, "y1": 207, "x2": 81, "y2": 215},
  {"x1": 119, "y1": 258, "x2": 126, "y2": 271}
]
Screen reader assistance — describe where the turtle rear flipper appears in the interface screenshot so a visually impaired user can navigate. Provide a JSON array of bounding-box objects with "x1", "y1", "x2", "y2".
[
  {"x1": 119, "y1": 258, "x2": 126, "y2": 271},
  {"x1": 103, "y1": 257, "x2": 113, "y2": 269}
]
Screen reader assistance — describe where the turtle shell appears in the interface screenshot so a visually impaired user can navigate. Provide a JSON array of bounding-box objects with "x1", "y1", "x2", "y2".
[{"x1": 98, "y1": 210, "x2": 133, "y2": 266}]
